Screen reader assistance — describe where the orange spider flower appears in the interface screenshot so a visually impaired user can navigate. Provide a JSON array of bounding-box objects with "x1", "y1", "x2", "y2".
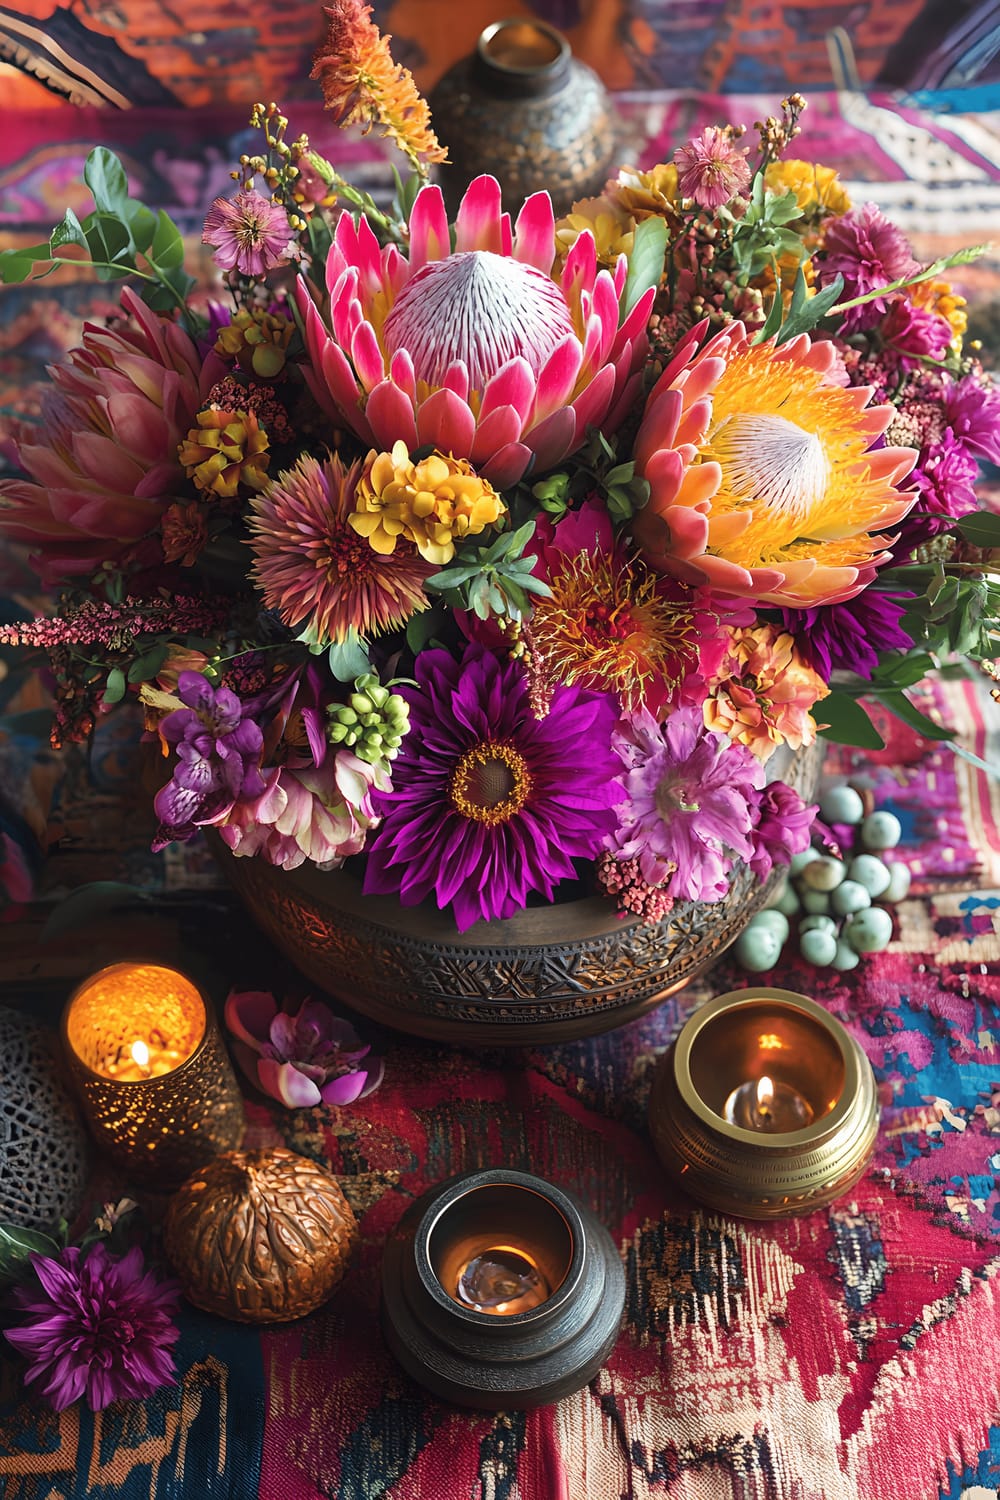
[{"x1": 311, "y1": 0, "x2": 446, "y2": 172}]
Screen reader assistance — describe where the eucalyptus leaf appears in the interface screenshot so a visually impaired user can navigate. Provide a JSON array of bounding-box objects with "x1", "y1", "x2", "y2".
[
  {"x1": 327, "y1": 632, "x2": 371, "y2": 681},
  {"x1": 957, "y1": 511, "x2": 1000, "y2": 548},
  {"x1": 405, "y1": 606, "x2": 447, "y2": 655},
  {"x1": 84, "y1": 147, "x2": 129, "y2": 212},
  {"x1": 103, "y1": 666, "x2": 127, "y2": 706},
  {"x1": 620, "y1": 215, "x2": 668, "y2": 319}
]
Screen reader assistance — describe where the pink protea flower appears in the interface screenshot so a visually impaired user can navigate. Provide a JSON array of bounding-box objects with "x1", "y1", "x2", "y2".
[
  {"x1": 295, "y1": 175, "x2": 654, "y2": 488},
  {"x1": 607, "y1": 704, "x2": 765, "y2": 903},
  {"x1": 202, "y1": 189, "x2": 293, "y2": 278},
  {"x1": 4, "y1": 1245, "x2": 180, "y2": 1412},
  {"x1": 225, "y1": 989, "x2": 383, "y2": 1107},
  {"x1": 631, "y1": 319, "x2": 917, "y2": 608},
  {"x1": 0, "y1": 288, "x2": 218, "y2": 583},
  {"x1": 673, "y1": 127, "x2": 750, "y2": 210}
]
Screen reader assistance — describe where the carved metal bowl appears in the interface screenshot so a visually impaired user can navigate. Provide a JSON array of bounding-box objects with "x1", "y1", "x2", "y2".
[{"x1": 216, "y1": 744, "x2": 822, "y2": 1046}]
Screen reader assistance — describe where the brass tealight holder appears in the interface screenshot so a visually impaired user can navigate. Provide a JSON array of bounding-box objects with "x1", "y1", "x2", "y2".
[
  {"x1": 381, "y1": 1168, "x2": 625, "y2": 1408},
  {"x1": 649, "y1": 988, "x2": 878, "y2": 1220},
  {"x1": 62, "y1": 962, "x2": 244, "y2": 1188}
]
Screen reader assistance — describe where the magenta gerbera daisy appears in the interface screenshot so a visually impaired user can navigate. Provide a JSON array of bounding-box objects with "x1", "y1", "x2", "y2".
[
  {"x1": 363, "y1": 645, "x2": 623, "y2": 929},
  {"x1": 248, "y1": 452, "x2": 433, "y2": 646},
  {"x1": 4, "y1": 1244, "x2": 180, "y2": 1412}
]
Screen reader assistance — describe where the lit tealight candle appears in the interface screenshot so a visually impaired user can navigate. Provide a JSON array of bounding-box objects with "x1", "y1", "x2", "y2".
[
  {"x1": 454, "y1": 1242, "x2": 551, "y2": 1315},
  {"x1": 62, "y1": 962, "x2": 244, "y2": 1186},
  {"x1": 723, "y1": 1073, "x2": 815, "y2": 1133}
]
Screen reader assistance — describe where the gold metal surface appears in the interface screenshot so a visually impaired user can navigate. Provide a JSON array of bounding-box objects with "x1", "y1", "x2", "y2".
[
  {"x1": 648, "y1": 988, "x2": 879, "y2": 1219},
  {"x1": 62, "y1": 963, "x2": 244, "y2": 1188}
]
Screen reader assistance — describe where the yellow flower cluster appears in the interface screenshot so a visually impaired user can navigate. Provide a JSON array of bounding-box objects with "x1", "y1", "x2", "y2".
[
  {"x1": 554, "y1": 164, "x2": 680, "y2": 270},
  {"x1": 214, "y1": 309, "x2": 294, "y2": 378},
  {"x1": 178, "y1": 408, "x2": 270, "y2": 499},
  {"x1": 909, "y1": 277, "x2": 968, "y2": 346},
  {"x1": 763, "y1": 159, "x2": 851, "y2": 219},
  {"x1": 350, "y1": 443, "x2": 507, "y2": 566}
]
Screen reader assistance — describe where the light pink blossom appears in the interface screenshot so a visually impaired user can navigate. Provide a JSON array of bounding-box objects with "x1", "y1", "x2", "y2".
[
  {"x1": 673, "y1": 127, "x2": 750, "y2": 210},
  {"x1": 202, "y1": 190, "x2": 293, "y2": 278}
]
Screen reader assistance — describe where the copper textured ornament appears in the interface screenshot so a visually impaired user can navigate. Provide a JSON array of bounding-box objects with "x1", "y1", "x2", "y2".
[{"x1": 163, "y1": 1147, "x2": 358, "y2": 1323}]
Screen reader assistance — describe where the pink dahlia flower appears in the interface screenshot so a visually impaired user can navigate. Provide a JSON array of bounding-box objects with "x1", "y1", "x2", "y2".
[
  {"x1": 225, "y1": 989, "x2": 383, "y2": 1107},
  {"x1": 217, "y1": 750, "x2": 388, "y2": 870},
  {"x1": 631, "y1": 319, "x2": 916, "y2": 608},
  {"x1": 818, "y1": 203, "x2": 920, "y2": 333},
  {"x1": 202, "y1": 189, "x2": 294, "y2": 278},
  {"x1": 296, "y1": 175, "x2": 654, "y2": 488},
  {"x1": 5, "y1": 1244, "x2": 179, "y2": 1412},
  {"x1": 0, "y1": 288, "x2": 218, "y2": 583}
]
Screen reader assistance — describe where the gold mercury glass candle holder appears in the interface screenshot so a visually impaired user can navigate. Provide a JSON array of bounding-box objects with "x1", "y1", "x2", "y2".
[
  {"x1": 648, "y1": 988, "x2": 879, "y2": 1220},
  {"x1": 62, "y1": 962, "x2": 244, "y2": 1189}
]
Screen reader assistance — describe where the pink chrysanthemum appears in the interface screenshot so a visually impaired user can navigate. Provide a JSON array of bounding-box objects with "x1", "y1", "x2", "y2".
[
  {"x1": 295, "y1": 175, "x2": 653, "y2": 488},
  {"x1": 4, "y1": 1245, "x2": 180, "y2": 1412},
  {"x1": 673, "y1": 127, "x2": 750, "y2": 210},
  {"x1": 202, "y1": 190, "x2": 293, "y2": 278},
  {"x1": 607, "y1": 705, "x2": 764, "y2": 903},
  {"x1": 249, "y1": 452, "x2": 433, "y2": 646}
]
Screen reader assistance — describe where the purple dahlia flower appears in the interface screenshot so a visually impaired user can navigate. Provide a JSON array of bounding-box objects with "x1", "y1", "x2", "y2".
[
  {"x1": 944, "y1": 373, "x2": 1000, "y2": 466},
  {"x1": 152, "y1": 670, "x2": 266, "y2": 850},
  {"x1": 780, "y1": 588, "x2": 914, "y2": 681},
  {"x1": 607, "y1": 705, "x2": 765, "y2": 903},
  {"x1": 818, "y1": 203, "x2": 920, "y2": 333},
  {"x1": 363, "y1": 645, "x2": 622, "y2": 930},
  {"x1": 4, "y1": 1244, "x2": 180, "y2": 1412},
  {"x1": 224, "y1": 989, "x2": 383, "y2": 1107}
]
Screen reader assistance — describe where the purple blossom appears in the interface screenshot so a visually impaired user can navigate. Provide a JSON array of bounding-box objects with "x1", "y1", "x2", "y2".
[
  {"x1": 4, "y1": 1244, "x2": 180, "y2": 1412},
  {"x1": 748, "y1": 782, "x2": 817, "y2": 880},
  {"x1": 224, "y1": 989, "x2": 383, "y2": 1107},
  {"x1": 880, "y1": 297, "x2": 952, "y2": 368},
  {"x1": 780, "y1": 589, "x2": 914, "y2": 680},
  {"x1": 897, "y1": 430, "x2": 981, "y2": 552},
  {"x1": 152, "y1": 670, "x2": 266, "y2": 850},
  {"x1": 607, "y1": 705, "x2": 764, "y2": 903},
  {"x1": 818, "y1": 203, "x2": 920, "y2": 333},
  {"x1": 944, "y1": 372, "x2": 1000, "y2": 466}
]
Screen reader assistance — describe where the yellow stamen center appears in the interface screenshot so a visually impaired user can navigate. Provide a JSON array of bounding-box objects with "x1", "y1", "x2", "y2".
[{"x1": 450, "y1": 741, "x2": 533, "y2": 825}]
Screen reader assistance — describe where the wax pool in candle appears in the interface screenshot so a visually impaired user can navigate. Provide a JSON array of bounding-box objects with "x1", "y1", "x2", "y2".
[
  {"x1": 453, "y1": 1244, "x2": 551, "y2": 1315},
  {"x1": 64, "y1": 963, "x2": 206, "y2": 1082},
  {"x1": 723, "y1": 1074, "x2": 815, "y2": 1132}
]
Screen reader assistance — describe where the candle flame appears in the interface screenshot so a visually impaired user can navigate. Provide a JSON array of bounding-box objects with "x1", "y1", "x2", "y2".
[
  {"x1": 756, "y1": 1075, "x2": 774, "y2": 1110},
  {"x1": 757, "y1": 1033, "x2": 784, "y2": 1051},
  {"x1": 131, "y1": 1040, "x2": 150, "y2": 1069}
]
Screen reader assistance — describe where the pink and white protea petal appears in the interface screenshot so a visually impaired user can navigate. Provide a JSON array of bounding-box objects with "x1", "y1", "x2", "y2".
[
  {"x1": 480, "y1": 442, "x2": 536, "y2": 490},
  {"x1": 513, "y1": 192, "x2": 557, "y2": 272},
  {"x1": 470, "y1": 406, "x2": 528, "y2": 465},
  {"x1": 521, "y1": 408, "x2": 578, "y2": 473},
  {"x1": 366, "y1": 380, "x2": 419, "y2": 449},
  {"x1": 351, "y1": 320, "x2": 388, "y2": 393},
  {"x1": 416, "y1": 387, "x2": 478, "y2": 453},
  {"x1": 479, "y1": 360, "x2": 537, "y2": 426},
  {"x1": 454, "y1": 175, "x2": 506, "y2": 254},
  {"x1": 563, "y1": 364, "x2": 617, "y2": 440},
  {"x1": 527, "y1": 335, "x2": 584, "y2": 426},
  {"x1": 440, "y1": 360, "x2": 471, "y2": 402},
  {"x1": 408, "y1": 184, "x2": 451, "y2": 271}
]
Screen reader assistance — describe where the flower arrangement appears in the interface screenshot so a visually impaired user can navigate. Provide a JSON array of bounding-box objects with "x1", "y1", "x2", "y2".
[{"x1": 1, "y1": 3, "x2": 998, "y2": 934}]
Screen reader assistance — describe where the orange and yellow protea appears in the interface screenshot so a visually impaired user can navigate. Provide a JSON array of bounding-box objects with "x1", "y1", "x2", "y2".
[
  {"x1": 351, "y1": 443, "x2": 507, "y2": 566},
  {"x1": 631, "y1": 321, "x2": 917, "y2": 608},
  {"x1": 706, "y1": 625, "x2": 828, "y2": 761}
]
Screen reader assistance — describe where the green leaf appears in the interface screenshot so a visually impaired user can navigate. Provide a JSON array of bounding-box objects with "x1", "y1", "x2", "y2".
[
  {"x1": 84, "y1": 147, "x2": 129, "y2": 212},
  {"x1": 0, "y1": 244, "x2": 52, "y2": 282},
  {"x1": 426, "y1": 562, "x2": 482, "y2": 589},
  {"x1": 879, "y1": 690, "x2": 956, "y2": 741},
  {"x1": 870, "y1": 651, "x2": 936, "y2": 689},
  {"x1": 620, "y1": 214, "x2": 668, "y2": 319},
  {"x1": 950, "y1": 741, "x2": 1000, "y2": 780},
  {"x1": 817, "y1": 692, "x2": 886, "y2": 750},
  {"x1": 405, "y1": 605, "x2": 446, "y2": 655},
  {"x1": 957, "y1": 511, "x2": 1000, "y2": 549},
  {"x1": 327, "y1": 631, "x2": 371, "y2": 681},
  {"x1": 775, "y1": 274, "x2": 845, "y2": 345},
  {"x1": 103, "y1": 666, "x2": 127, "y2": 706},
  {"x1": 50, "y1": 207, "x2": 88, "y2": 252},
  {"x1": 121, "y1": 198, "x2": 157, "y2": 253},
  {"x1": 149, "y1": 210, "x2": 185, "y2": 272},
  {"x1": 757, "y1": 272, "x2": 785, "y2": 342},
  {"x1": 42, "y1": 881, "x2": 151, "y2": 940},
  {"x1": 126, "y1": 645, "x2": 169, "y2": 684},
  {"x1": 0, "y1": 1223, "x2": 60, "y2": 1288}
]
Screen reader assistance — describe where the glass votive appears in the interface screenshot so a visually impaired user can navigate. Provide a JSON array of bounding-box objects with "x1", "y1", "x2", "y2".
[
  {"x1": 381, "y1": 1168, "x2": 624, "y2": 1408},
  {"x1": 62, "y1": 962, "x2": 244, "y2": 1188},
  {"x1": 648, "y1": 988, "x2": 879, "y2": 1219}
]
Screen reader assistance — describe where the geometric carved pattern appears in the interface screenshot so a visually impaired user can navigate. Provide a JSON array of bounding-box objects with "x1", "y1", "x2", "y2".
[
  {"x1": 0, "y1": 1008, "x2": 90, "y2": 1229},
  {"x1": 220, "y1": 744, "x2": 822, "y2": 1044}
]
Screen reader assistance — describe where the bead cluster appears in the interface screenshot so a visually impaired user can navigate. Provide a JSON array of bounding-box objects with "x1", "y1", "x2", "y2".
[{"x1": 735, "y1": 783, "x2": 911, "y2": 973}]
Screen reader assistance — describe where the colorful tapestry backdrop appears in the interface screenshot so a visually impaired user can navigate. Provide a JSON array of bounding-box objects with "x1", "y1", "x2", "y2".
[
  {"x1": 0, "y1": 0, "x2": 967, "y2": 112},
  {"x1": 1, "y1": 675, "x2": 1000, "y2": 1499}
]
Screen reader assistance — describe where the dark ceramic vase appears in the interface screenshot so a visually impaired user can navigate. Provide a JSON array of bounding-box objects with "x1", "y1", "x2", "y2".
[
  {"x1": 428, "y1": 18, "x2": 618, "y2": 216},
  {"x1": 380, "y1": 1168, "x2": 625, "y2": 1408}
]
